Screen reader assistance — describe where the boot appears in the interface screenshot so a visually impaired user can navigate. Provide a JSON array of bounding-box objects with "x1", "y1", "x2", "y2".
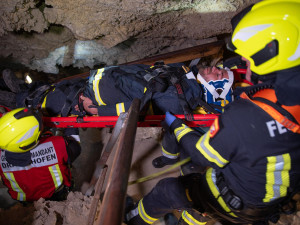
[
  {"x1": 152, "y1": 156, "x2": 178, "y2": 168},
  {"x1": 124, "y1": 195, "x2": 135, "y2": 224},
  {"x1": 0, "y1": 90, "x2": 16, "y2": 109}
]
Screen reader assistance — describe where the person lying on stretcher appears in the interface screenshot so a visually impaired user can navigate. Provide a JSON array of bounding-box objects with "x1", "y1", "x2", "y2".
[
  {"x1": 75, "y1": 63, "x2": 240, "y2": 117},
  {"x1": 0, "y1": 60, "x2": 247, "y2": 118}
]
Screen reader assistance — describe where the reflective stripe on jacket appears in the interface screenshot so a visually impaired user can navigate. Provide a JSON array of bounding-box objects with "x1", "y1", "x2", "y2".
[{"x1": 0, "y1": 136, "x2": 71, "y2": 201}]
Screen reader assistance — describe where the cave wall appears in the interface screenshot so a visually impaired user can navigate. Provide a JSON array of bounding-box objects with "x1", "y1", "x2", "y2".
[{"x1": 0, "y1": 0, "x2": 261, "y2": 74}]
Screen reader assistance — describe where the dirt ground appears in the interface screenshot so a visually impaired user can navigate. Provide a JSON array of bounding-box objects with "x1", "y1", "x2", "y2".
[{"x1": 1, "y1": 127, "x2": 300, "y2": 225}]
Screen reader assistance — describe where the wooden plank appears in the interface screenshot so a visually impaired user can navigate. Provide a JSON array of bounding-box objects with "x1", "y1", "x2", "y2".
[
  {"x1": 125, "y1": 40, "x2": 224, "y2": 65},
  {"x1": 96, "y1": 99, "x2": 140, "y2": 225}
]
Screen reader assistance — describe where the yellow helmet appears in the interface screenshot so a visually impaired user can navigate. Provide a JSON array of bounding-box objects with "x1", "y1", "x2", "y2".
[
  {"x1": 228, "y1": 0, "x2": 300, "y2": 75},
  {"x1": 0, "y1": 108, "x2": 42, "y2": 153}
]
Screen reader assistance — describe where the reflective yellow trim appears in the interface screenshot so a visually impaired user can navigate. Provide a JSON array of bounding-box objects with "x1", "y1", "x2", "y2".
[
  {"x1": 49, "y1": 164, "x2": 63, "y2": 190},
  {"x1": 4, "y1": 172, "x2": 26, "y2": 201},
  {"x1": 182, "y1": 210, "x2": 207, "y2": 225},
  {"x1": 116, "y1": 103, "x2": 125, "y2": 116},
  {"x1": 144, "y1": 87, "x2": 147, "y2": 93},
  {"x1": 41, "y1": 91, "x2": 50, "y2": 115},
  {"x1": 281, "y1": 154, "x2": 291, "y2": 195},
  {"x1": 138, "y1": 199, "x2": 157, "y2": 224},
  {"x1": 206, "y1": 168, "x2": 237, "y2": 217},
  {"x1": 174, "y1": 124, "x2": 193, "y2": 142},
  {"x1": 93, "y1": 68, "x2": 106, "y2": 106},
  {"x1": 263, "y1": 154, "x2": 291, "y2": 203},
  {"x1": 196, "y1": 133, "x2": 228, "y2": 168},
  {"x1": 162, "y1": 146, "x2": 179, "y2": 159}
]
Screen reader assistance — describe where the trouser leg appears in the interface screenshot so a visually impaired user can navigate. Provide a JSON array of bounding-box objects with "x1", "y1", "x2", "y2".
[
  {"x1": 178, "y1": 210, "x2": 211, "y2": 225},
  {"x1": 126, "y1": 177, "x2": 193, "y2": 225},
  {"x1": 152, "y1": 128, "x2": 180, "y2": 168}
]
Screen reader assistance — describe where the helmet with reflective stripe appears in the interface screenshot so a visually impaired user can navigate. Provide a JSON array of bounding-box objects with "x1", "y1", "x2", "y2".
[
  {"x1": 228, "y1": 0, "x2": 300, "y2": 75},
  {"x1": 0, "y1": 108, "x2": 42, "y2": 153}
]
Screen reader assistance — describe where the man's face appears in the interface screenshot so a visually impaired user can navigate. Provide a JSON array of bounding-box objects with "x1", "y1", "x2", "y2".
[
  {"x1": 197, "y1": 66, "x2": 234, "y2": 105},
  {"x1": 198, "y1": 66, "x2": 229, "y2": 82}
]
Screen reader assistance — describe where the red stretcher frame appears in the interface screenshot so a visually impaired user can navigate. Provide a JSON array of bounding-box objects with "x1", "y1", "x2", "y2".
[{"x1": 42, "y1": 114, "x2": 219, "y2": 128}]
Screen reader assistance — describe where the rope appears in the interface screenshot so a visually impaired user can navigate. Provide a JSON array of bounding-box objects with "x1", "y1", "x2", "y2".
[{"x1": 128, "y1": 157, "x2": 191, "y2": 185}]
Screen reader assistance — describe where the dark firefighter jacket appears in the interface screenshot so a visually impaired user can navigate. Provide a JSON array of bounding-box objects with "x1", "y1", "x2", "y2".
[
  {"x1": 22, "y1": 64, "x2": 203, "y2": 117},
  {"x1": 83, "y1": 64, "x2": 202, "y2": 116},
  {"x1": 169, "y1": 87, "x2": 300, "y2": 218}
]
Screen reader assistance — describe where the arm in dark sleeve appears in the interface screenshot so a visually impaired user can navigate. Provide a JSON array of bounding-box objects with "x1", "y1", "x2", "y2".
[
  {"x1": 169, "y1": 114, "x2": 238, "y2": 169},
  {"x1": 64, "y1": 136, "x2": 81, "y2": 163},
  {"x1": 169, "y1": 118, "x2": 212, "y2": 167}
]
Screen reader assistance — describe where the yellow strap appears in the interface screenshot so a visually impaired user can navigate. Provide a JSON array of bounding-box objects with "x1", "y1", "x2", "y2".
[{"x1": 128, "y1": 157, "x2": 191, "y2": 185}]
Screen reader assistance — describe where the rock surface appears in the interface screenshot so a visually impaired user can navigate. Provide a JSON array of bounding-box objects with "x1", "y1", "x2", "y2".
[{"x1": 0, "y1": 0, "x2": 261, "y2": 74}]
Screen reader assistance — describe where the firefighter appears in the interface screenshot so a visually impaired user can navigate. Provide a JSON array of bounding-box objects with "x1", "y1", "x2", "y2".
[
  {"x1": 78, "y1": 63, "x2": 204, "y2": 117},
  {"x1": 1, "y1": 63, "x2": 233, "y2": 120},
  {"x1": 0, "y1": 107, "x2": 81, "y2": 202},
  {"x1": 125, "y1": 1, "x2": 300, "y2": 224},
  {"x1": 2, "y1": 64, "x2": 203, "y2": 118},
  {"x1": 80, "y1": 64, "x2": 234, "y2": 117}
]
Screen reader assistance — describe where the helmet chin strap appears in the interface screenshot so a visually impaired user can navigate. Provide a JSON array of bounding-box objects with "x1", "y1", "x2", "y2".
[{"x1": 197, "y1": 70, "x2": 234, "y2": 100}]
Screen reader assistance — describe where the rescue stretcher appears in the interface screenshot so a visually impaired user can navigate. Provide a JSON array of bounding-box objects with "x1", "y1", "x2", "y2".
[{"x1": 43, "y1": 68, "x2": 248, "y2": 128}]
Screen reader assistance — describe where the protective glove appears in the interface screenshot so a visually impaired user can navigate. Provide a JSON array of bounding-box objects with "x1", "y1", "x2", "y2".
[{"x1": 165, "y1": 111, "x2": 176, "y2": 126}]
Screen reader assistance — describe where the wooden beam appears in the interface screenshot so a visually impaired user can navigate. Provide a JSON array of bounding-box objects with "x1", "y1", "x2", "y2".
[
  {"x1": 95, "y1": 99, "x2": 140, "y2": 225},
  {"x1": 125, "y1": 40, "x2": 224, "y2": 65}
]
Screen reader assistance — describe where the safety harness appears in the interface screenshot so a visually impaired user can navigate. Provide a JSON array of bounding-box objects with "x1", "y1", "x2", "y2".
[{"x1": 140, "y1": 63, "x2": 218, "y2": 120}]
